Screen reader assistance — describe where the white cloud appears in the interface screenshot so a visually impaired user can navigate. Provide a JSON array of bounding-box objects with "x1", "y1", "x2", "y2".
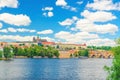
[
  {"x1": 43, "y1": 12, "x2": 54, "y2": 17},
  {"x1": 76, "y1": 1, "x2": 83, "y2": 5},
  {"x1": 94, "y1": 24, "x2": 118, "y2": 34},
  {"x1": 0, "y1": 13, "x2": 31, "y2": 26},
  {"x1": 0, "y1": 27, "x2": 36, "y2": 33},
  {"x1": 75, "y1": 32, "x2": 99, "y2": 39},
  {"x1": 81, "y1": 10, "x2": 116, "y2": 22},
  {"x1": 76, "y1": 19, "x2": 118, "y2": 34},
  {"x1": 0, "y1": 22, "x2": 2, "y2": 28},
  {"x1": 0, "y1": 35, "x2": 34, "y2": 41},
  {"x1": 43, "y1": 12, "x2": 47, "y2": 17},
  {"x1": 55, "y1": 31, "x2": 74, "y2": 40},
  {"x1": 16, "y1": 28, "x2": 36, "y2": 33},
  {"x1": 37, "y1": 29, "x2": 53, "y2": 34},
  {"x1": 0, "y1": 29, "x2": 8, "y2": 33},
  {"x1": 8, "y1": 27, "x2": 17, "y2": 32},
  {"x1": 55, "y1": 0, "x2": 77, "y2": 12},
  {"x1": 70, "y1": 27, "x2": 77, "y2": 31},
  {"x1": 59, "y1": 16, "x2": 78, "y2": 26},
  {"x1": 59, "y1": 18, "x2": 74, "y2": 26},
  {"x1": 0, "y1": 35, "x2": 55, "y2": 42},
  {"x1": 41, "y1": 37, "x2": 55, "y2": 42},
  {"x1": 0, "y1": 0, "x2": 18, "y2": 9},
  {"x1": 62, "y1": 5, "x2": 77, "y2": 12},
  {"x1": 48, "y1": 12, "x2": 54, "y2": 17},
  {"x1": 86, "y1": 38, "x2": 116, "y2": 46},
  {"x1": 55, "y1": 31, "x2": 99, "y2": 43},
  {"x1": 56, "y1": 0, "x2": 67, "y2": 6},
  {"x1": 42, "y1": 7, "x2": 53, "y2": 11},
  {"x1": 55, "y1": 31, "x2": 116, "y2": 46},
  {"x1": 42, "y1": 7, "x2": 54, "y2": 17},
  {"x1": 86, "y1": 0, "x2": 120, "y2": 11}
]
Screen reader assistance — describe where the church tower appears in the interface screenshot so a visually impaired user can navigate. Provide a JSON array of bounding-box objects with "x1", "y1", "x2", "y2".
[{"x1": 33, "y1": 37, "x2": 36, "y2": 42}]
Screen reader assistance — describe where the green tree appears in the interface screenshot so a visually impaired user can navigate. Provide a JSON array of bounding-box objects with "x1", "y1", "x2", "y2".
[
  {"x1": 3, "y1": 47, "x2": 13, "y2": 59},
  {"x1": 53, "y1": 50, "x2": 59, "y2": 58},
  {"x1": 12, "y1": 47, "x2": 18, "y2": 56},
  {"x1": 104, "y1": 46, "x2": 120, "y2": 80},
  {"x1": 70, "y1": 54, "x2": 73, "y2": 58},
  {"x1": 104, "y1": 37, "x2": 120, "y2": 80},
  {"x1": 0, "y1": 51, "x2": 3, "y2": 58},
  {"x1": 78, "y1": 49, "x2": 89, "y2": 57}
]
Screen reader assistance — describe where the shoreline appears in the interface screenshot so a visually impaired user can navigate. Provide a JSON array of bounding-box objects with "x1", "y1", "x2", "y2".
[{"x1": 0, "y1": 56, "x2": 113, "y2": 60}]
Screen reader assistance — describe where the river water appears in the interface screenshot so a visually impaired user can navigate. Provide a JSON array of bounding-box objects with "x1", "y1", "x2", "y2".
[{"x1": 0, "y1": 58, "x2": 112, "y2": 80}]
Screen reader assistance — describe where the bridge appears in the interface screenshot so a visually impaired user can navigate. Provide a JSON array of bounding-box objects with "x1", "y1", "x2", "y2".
[{"x1": 89, "y1": 50, "x2": 113, "y2": 58}]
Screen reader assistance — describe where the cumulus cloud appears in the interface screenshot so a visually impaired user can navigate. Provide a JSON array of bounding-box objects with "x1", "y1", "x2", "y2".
[
  {"x1": 55, "y1": 0, "x2": 77, "y2": 12},
  {"x1": 0, "y1": 13, "x2": 31, "y2": 26},
  {"x1": 76, "y1": 1, "x2": 83, "y2": 5},
  {"x1": 55, "y1": 31, "x2": 99, "y2": 43},
  {"x1": 8, "y1": 27, "x2": 17, "y2": 32},
  {"x1": 0, "y1": 22, "x2": 2, "y2": 28},
  {"x1": 0, "y1": 27, "x2": 36, "y2": 33},
  {"x1": 76, "y1": 19, "x2": 118, "y2": 34},
  {"x1": 48, "y1": 12, "x2": 54, "y2": 17},
  {"x1": 86, "y1": 0, "x2": 120, "y2": 11},
  {"x1": 0, "y1": 29, "x2": 8, "y2": 33},
  {"x1": 0, "y1": 35, "x2": 34, "y2": 41},
  {"x1": 59, "y1": 19, "x2": 74, "y2": 26},
  {"x1": 0, "y1": 0, "x2": 18, "y2": 9},
  {"x1": 17, "y1": 28, "x2": 36, "y2": 33},
  {"x1": 42, "y1": 7, "x2": 54, "y2": 17},
  {"x1": 41, "y1": 37, "x2": 55, "y2": 42},
  {"x1": 42, "y1": 7, "x2": 53, "y2": 11},
  {"x1": 59, "y1": 16, "x2": 78, "y2": 26},
  {"x1": 62, "y1": 5, "x2": 77, "y2": 12},
  {"x1": 55, "y1": 31, "x2": 116, "y2": 46},
  {"x1": 56, "y1": 0, "x2": 67, "y2": 6},
  {"x1": 16, "y1": 28, "x2": 36, "y2": 33},
  {"x1": 86, "y1": 38, "x2": 116, "y2": 46},
  {"x1": 37, "y1": 29, "x2": 53, "y2": 34},
  {"x1": 81, "y1": 10, "x2": 116, "y2": 22}
]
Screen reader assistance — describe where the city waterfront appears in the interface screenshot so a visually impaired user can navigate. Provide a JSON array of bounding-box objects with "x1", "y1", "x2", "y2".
[{"x1": 0, "y1": 58, "x2": 112, "y2": 80}]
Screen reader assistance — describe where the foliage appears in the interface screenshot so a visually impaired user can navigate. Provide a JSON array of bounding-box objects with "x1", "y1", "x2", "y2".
[
  {"x1": 115, "y1": 38, "x2": 120, "y2": 45},
  {"x1": 0, "y1": 51, "x2": 3, "y2": 58},
  {"x1": 70, "y1": 54, "x2": 73, "y2": 57},
  {"x1": 87, "y1": 46, "x2": 111, "y2": 50},
  {"x1": 104, "y1": 46, "x2": 120, "y2": 80},
  {"x1": 3, "y1": 46, "x2": 13, "y2": 59},
  {"x1": 11, "y1": 45, "x2": 60, "y2": 58},
  {"x1": 78, "y1": 49, "x2": 89, "y2": 57}
]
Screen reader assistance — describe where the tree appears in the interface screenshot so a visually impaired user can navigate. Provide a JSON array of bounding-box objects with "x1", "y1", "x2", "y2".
[
  {"x1": 3, "y1": 47, "x2": 13, "y2": 59},
  {"x1": 104, "y1": 46, "x2": 120, "y2": 80},
  {"x1": 0, "y1": 51, "x2": 3, "y2": 58},
  {"x1": 53, "y1": 50, "x2": 59, "y2": 58},
  {"x1": 78, "y1": 49, "x2": 89, "y2": 57},
  {"x1": 12, "y1": 47, "x2": 18, "y2": 56},
  {"x1": 104, "y1": 37, "x2": 120, "y2": 80}
]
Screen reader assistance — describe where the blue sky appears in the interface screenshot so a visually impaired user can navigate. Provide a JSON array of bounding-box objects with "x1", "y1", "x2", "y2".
[{"x1": 0, "y1": 0, "x2": 120, "y2": 46}]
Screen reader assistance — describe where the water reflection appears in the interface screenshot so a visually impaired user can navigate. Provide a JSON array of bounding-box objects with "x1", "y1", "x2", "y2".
[{"x1": 0, "y1": 58, "x2": 112, "y2": 80}]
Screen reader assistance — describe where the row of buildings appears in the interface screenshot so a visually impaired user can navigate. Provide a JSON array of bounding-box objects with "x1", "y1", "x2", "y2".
[
  {"x1": 0, "y1": 36, "x2": 113, "y2": 58},
  {"x1": 0, "y1": 36, "x2": 87, "y2": 51}
]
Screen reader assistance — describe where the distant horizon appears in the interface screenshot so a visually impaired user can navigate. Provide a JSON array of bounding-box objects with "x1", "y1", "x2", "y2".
[{"x1": 0, "y1": 0, "x2": 120, "y2": 46}]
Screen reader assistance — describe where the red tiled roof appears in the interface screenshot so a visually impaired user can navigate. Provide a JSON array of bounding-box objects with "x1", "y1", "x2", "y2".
[{"x1": 42, "y1": 42, "x2": 55, "y2": 45}]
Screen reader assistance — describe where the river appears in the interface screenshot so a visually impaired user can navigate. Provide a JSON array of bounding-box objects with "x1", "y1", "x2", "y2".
[{"x1": 0, "y1": 58, "x2": 112, "y2": 80}]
